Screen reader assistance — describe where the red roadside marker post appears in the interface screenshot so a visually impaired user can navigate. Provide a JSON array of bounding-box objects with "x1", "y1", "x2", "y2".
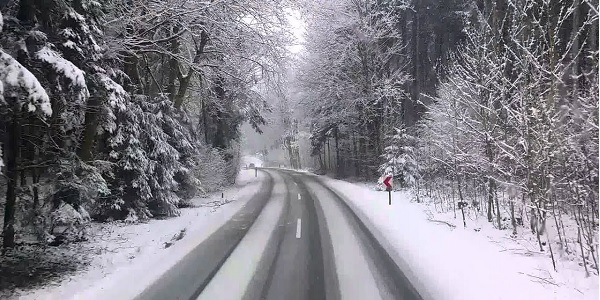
[{"x1": 383, "y1": 175, "x2": 393, "y2": 205}]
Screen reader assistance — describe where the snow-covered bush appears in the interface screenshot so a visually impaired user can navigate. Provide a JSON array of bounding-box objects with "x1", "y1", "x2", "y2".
[
  {"x1": 193, "y1": 147, "x2": 227, "y2": 194},
  {"x1": 223, "y1": 141, "x2": 242, "y2": 184},
  {"x1": 13, "y1": 159, "x2": 108, "y2": 243},
  {"x1": 46, "y1": 202, "x2": 91, "y2": 245}
]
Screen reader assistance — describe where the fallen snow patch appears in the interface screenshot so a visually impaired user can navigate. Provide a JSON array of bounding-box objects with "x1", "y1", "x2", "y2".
[{"x1": 320, "y1": 177, "x2": 598, "y2": 300}]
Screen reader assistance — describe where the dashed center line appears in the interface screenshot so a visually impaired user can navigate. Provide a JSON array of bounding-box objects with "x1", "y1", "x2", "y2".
[{"x1": 296, "y1": 218, "x2": 302, "y2": 238}]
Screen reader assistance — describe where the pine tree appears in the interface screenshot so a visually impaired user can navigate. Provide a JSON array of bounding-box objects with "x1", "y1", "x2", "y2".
[
  {"x1": 379, "y1": 127, "x2": 419, "y2": 188},
  {"x1": 0, "y1": 11, "x2": 53, "y2": 247}
]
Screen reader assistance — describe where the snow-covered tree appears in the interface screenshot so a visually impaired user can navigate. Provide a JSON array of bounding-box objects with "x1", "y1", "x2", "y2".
[
  {"x1": 379, "y1": 127, "x2": 419, "y2": 188},
  {"x1": 298, "y1": 0, "x2": 415, "y2": 179},
  {"x1": 0, "y1": 11, "x2": 53, "y2": 247},
  {"x1": 411, "y1": 0, "x2": 598, "y2": 272},
  {"x1": 0, "y1": 0, "x2": 289, "y2": 249}
]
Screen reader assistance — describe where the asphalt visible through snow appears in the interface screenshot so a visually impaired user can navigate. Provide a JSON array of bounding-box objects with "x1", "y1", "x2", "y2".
[
  {"x1": 259, "y1": 171, "x2": 333, "y2": 300},
  {"x1": 134, "y1": 169, "x2": 423, "y2": 300},
  {"x1": 133, "y1": 173, "x2": 274, "y2": 300}
]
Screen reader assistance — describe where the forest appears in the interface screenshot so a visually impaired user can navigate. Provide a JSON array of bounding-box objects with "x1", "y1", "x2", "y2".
[
  {"x1": 294, "y1": 0, "x2": 598, "y2": 274},
  {"x1": 0, "y1": 0, "x2": 289, "y2": 249},
  {"x1": 0, "y1": 0, "x2": 598, "y2": 283}
]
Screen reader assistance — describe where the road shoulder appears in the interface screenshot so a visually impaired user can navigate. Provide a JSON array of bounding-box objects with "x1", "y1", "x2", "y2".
[{"x1": 14, "y1": 170, "x2": 269, "y2": 300}]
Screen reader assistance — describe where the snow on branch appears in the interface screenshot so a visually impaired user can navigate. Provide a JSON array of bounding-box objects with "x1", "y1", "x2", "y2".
[
  {"x1": 35, "y1": 46, "x2": 89, "y2": 98},
  {"x1": 0, "y1": 50, "x2": 52, "y2": 116},
  {"x1": 97, "y1": 73, "x2": 127, "y2": 110}
]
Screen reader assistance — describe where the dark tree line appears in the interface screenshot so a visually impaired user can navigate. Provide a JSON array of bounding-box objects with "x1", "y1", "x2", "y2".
[
  {"x1": 299, "y1": 0, "x2": 465, "y2": 179},
  {"x1": 298, "y1": 0, "x2": 598, "y2": 273},
  {"x1": 0, "y1": 0, "x2": 287, "y2": 248}
]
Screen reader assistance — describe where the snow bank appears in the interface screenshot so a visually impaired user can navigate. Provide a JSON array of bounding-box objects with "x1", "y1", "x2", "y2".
[
  {"x1": 320, "y1": 177, "x2": 598, "y2": 300},
  {"x1": 16, "y1": 170, "x2": 266, "y2": 300}
]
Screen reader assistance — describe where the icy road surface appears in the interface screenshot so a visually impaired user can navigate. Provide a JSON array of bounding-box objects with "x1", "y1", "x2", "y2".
[{"x1": 85, "y1": 168, "x2": 424, "y2": 300}]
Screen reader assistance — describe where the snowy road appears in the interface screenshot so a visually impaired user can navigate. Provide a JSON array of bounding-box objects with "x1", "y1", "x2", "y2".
[{"x1": 136, "y1": 169, "x2": 423, "y2": 300}]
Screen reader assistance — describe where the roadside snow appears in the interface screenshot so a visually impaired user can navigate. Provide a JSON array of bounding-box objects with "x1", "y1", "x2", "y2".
[
  {"x1": 14, "y1": 170, "x2": 265, "y2": 300},
  {"x1": 320, "y1": 177, "x2": 598, "y2": 300}
]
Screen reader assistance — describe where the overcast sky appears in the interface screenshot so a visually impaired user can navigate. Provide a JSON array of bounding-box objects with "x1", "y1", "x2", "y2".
[{"x1": 286, "y1": 8, "x2": 306, "y2": 54}]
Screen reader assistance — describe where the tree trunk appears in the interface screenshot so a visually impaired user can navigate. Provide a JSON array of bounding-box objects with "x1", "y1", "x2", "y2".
[
  {"x1": 201, "y1": 99, "x2": 209, "y2": 145},
  {"x1": 166, "y1": 26, "x2": 181, "y2": 102},
  {"x1": 585, "y1": 206, "x2": 599, "y2": 272},
  {"x1": 557, "y1": 204, "x2": 569, "y2": 254},
  {"x1": 510, "y1": 197, "x2": 517, "y2": 236},
  {"x1": 550, "y1": 187, "x2": 564, "y2": 250},
  {"x1": 487, "y1": 177, "x2": 495, "y2": 223},
  {"x1": 495, "y1": 186, "x2": 502, "y2": 229},
  {"x1": 174, "y1": 30, "x2": 208, "y2": 109},
  {"x1": 457, "y1": 175, "x2": 465, "y2": 211},
  {"x1": 575, "y1": 207, "x2": 590, "y2": 276},
  {"x1": 451, "y1": 178, "x2": 457, "y2": 218},
  {"x1": 570, "y1": 0, "x2": 582, "y2": 93},
  {"x1": 533, "y1": 202, "x2": 546, "y2": 252},
  {"x1": 78, "y1": 94, "x2": 101, "y2": 161},
  {"x1": 353, "y1": 131, "x2": 359, "y2": 177},
  {"x1": 174, "y1": 74, "x2": 192, "y2": 109},
  {"x1": 122, "y1": 21, "x2": 142, "y2": 93},
  {"x1": 32, "y1": 169, "x2": 39, "y2": 209},
  {"x1": 295, "y1": 146, "x2": 302, "y2": 170},
  {"x1": 3, "y1": 111, "x2": 21, "y2": 248},
  {"x1": 327, "y1": 137, "x2": 331, "y2": 171},
  {"x1": 334, "y1": 126, "x2": 340, "y2": 176},
  {"x1": 409, "y1": 0, "x2": 421, "y2": 127},
  {"x1": 294, "y1": 120, "x2": 301, "y2": 170},
  {"x1": 360, "y1": 128, "x2": 367, "y2": 179},
  {"x1": 318, "y1": 148, "x2": 324, "y2": 170}
]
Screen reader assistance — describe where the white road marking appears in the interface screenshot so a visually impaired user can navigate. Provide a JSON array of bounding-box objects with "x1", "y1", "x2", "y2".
[
  {"x1": 296, "y1": 218, "x2": 302, "y2": 239},
  {"x1": 298, "y1": 193, "x2": 302, "y2": 200},
  {"x1": 294, "y1": 182, "x2": 298, "y2": 186}
]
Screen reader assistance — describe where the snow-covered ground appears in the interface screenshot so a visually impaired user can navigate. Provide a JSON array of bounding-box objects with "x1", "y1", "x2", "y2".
[
  {"x1": 320, "y1": 177, "x2": 599, "y2": 300},
  {"x1": 13, "y1": 169, "x2": 265, "y2": 300}
]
